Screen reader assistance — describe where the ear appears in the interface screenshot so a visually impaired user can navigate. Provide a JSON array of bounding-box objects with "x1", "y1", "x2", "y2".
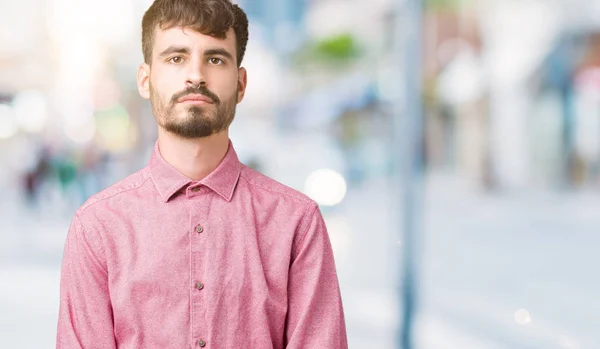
[
  {"x1": 237, "y1": 67, "x2": 247, "y2": 103},
  {"x1": 137, "y1": 63, "x2": 151, "y2": 100}
]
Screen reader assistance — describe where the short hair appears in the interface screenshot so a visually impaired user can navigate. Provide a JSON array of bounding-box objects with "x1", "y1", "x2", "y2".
[{"x1": 142, "y1": 0, "x2": 249, "y2": 66}]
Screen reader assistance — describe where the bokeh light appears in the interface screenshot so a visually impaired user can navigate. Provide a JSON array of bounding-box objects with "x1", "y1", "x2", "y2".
[
  {"x1": 304, "y1": 168, "x2": 347, "y2": 206},
  {"x1": 13, "y1": 91, "x2": 48, "y2": 133},
  {"x1": 514, "y1": 309, "x2": 532, "y2": 325},
  {"x1": 0, "y1": 104, "x2": 18, "y2": 140}
]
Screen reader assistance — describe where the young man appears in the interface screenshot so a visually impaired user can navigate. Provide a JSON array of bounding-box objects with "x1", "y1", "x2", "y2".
[{"x1": 56, "y1": 0, "x2": 348, "y2": 348}]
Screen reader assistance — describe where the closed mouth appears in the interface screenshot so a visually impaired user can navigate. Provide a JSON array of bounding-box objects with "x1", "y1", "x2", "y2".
[{"x1": 178, "y1": 94, "x2": 214, "y2": 104}]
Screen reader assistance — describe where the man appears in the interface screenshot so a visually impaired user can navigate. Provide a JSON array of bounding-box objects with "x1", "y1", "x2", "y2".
[{"x1": 56, "y1": 0, "x2": 348, "y2": 348}]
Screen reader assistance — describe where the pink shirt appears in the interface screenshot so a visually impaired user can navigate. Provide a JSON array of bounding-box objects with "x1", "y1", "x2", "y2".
[{"x1": 57, "y1": 141, "x2": 347, "y2": 349}]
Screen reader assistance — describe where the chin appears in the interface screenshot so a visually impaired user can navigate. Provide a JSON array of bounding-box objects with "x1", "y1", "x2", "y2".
[{"x1": 178, "y1": 109, "x2": 206, "y2": 119}]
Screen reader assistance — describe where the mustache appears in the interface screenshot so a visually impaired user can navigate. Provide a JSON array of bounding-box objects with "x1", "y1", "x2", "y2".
[{"x1": 171, "y1": 85, "x2": 220, "y2": 105}]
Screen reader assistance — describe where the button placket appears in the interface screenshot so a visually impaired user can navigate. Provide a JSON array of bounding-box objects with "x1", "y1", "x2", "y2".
[{"x1": 190, "y1": 194, "x2": 209, "y2": 345}]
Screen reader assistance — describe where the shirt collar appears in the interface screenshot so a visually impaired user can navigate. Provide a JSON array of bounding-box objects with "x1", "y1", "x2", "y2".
[{"x1": 149, "y1": 140, "x2": 242, "y2": 203}]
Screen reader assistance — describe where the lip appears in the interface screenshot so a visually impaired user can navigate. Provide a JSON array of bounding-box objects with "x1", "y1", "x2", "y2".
[{"x1": 178, "y1": 94, "x2": 214, "y2": 104}]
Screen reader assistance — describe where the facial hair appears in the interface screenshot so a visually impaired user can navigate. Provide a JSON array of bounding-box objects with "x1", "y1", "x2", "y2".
[{"x1": 151, "y1": 84, "x2": 237, "y2": 139}]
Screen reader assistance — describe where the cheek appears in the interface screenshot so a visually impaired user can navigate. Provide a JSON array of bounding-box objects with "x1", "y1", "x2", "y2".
[
  {"x1": 215, "y1": 75, "x2": 240, "y2": 98},
  {"x1": 151, "y1": 69, "x2": 184, "y2": 98},
  {"x1": 207, "y1": 68, "x2": 236, "y2": 87}
]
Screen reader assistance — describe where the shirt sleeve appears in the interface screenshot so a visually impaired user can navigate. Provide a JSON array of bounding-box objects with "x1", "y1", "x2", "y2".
[
  {"x1": 284, "y1": 203, "x2": 348, "y2": 349},
  {"x1": 56, "y1": 214, "x2": 116, "y2": 349}
]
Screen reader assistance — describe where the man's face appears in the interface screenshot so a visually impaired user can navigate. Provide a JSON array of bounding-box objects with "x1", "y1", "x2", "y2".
[{"x1": 137, "y1": 26, "x2": 247, "y2": 139}]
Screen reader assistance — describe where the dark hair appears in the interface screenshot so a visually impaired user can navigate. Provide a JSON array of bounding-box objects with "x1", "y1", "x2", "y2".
[{"x1": 142, "y1": 0, "x2": 249, "y2": 66}]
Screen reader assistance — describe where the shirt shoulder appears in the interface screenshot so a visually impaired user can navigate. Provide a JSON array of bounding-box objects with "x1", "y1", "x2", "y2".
[
  {"x1": 76, "y1": 166, "x2": 152, "y2": 215},
  {"x1": 239, "y1": 165, "x2": 317, "y2": 209}
]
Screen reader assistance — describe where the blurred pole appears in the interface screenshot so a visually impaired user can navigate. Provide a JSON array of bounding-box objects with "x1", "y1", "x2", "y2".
[
  {"x1": 561, "y1": 84, "x2": 574, "y2": 188},
  {"x1": 393, "y1": 0, "x2": 423, "y2": 347}
]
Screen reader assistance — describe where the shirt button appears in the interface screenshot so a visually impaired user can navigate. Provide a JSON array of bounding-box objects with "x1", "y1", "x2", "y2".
[
  {"x1": 198, "y1": 339, "x2": 206, "y2": 347},
  {"x1": 195, "y1": 224, "x2": 204, "y2": 233},
  {"x1": 191, "y1": 187, "x2": 201, "y2": 193},
  {"x1": 195, "y1": 282, "x2": 204, "y2": 290}
]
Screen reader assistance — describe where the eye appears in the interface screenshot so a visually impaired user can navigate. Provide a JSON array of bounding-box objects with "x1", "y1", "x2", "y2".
[
  {"x1": 168, "y1": 56, "x2": 184, "y2": 64},
  {"x1": 209, "y1": 57, "x2": 224, "y2": 65}
]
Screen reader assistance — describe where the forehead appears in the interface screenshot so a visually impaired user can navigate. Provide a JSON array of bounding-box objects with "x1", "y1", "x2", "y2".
[{"x1": 153, "y1": 26, "x2": 236, "y2": 55}]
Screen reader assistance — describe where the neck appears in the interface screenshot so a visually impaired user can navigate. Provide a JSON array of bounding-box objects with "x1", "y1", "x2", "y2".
[{"x1": 157, "y1": 128, "x2": 230, "y2": 181}]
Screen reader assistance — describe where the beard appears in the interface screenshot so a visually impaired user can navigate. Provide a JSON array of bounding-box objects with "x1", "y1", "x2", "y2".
[{"x1": 150, "y1": 84, "x2": 237, "y2": 139}]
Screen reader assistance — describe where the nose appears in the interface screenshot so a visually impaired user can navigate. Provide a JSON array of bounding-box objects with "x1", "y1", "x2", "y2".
[{"x1": 185, "y1": 61, "x2": 206, "y2": 88}]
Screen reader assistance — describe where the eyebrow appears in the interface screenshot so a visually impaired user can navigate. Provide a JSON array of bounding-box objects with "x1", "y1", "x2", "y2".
[{"x1": 158, "y1": 45, "x2": 190, "y2": 58}]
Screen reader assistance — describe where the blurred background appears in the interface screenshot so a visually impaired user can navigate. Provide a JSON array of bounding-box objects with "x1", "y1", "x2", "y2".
[{"x1": 1, "y1": 0, "x2": 599, "y2": 348}]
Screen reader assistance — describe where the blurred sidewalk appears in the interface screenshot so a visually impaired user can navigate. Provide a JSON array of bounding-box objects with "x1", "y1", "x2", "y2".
[{"x1": 418, "y1": 174, "x2": 600, "y2": 349}]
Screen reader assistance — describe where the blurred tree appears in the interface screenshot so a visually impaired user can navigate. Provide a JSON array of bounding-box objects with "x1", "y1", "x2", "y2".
[
  {"x1": 291, "y1": 33, "x2": 361, "y2": 70},
  {"x1": 313, "y1": 34, "x2": 360, "y2": 61}
]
